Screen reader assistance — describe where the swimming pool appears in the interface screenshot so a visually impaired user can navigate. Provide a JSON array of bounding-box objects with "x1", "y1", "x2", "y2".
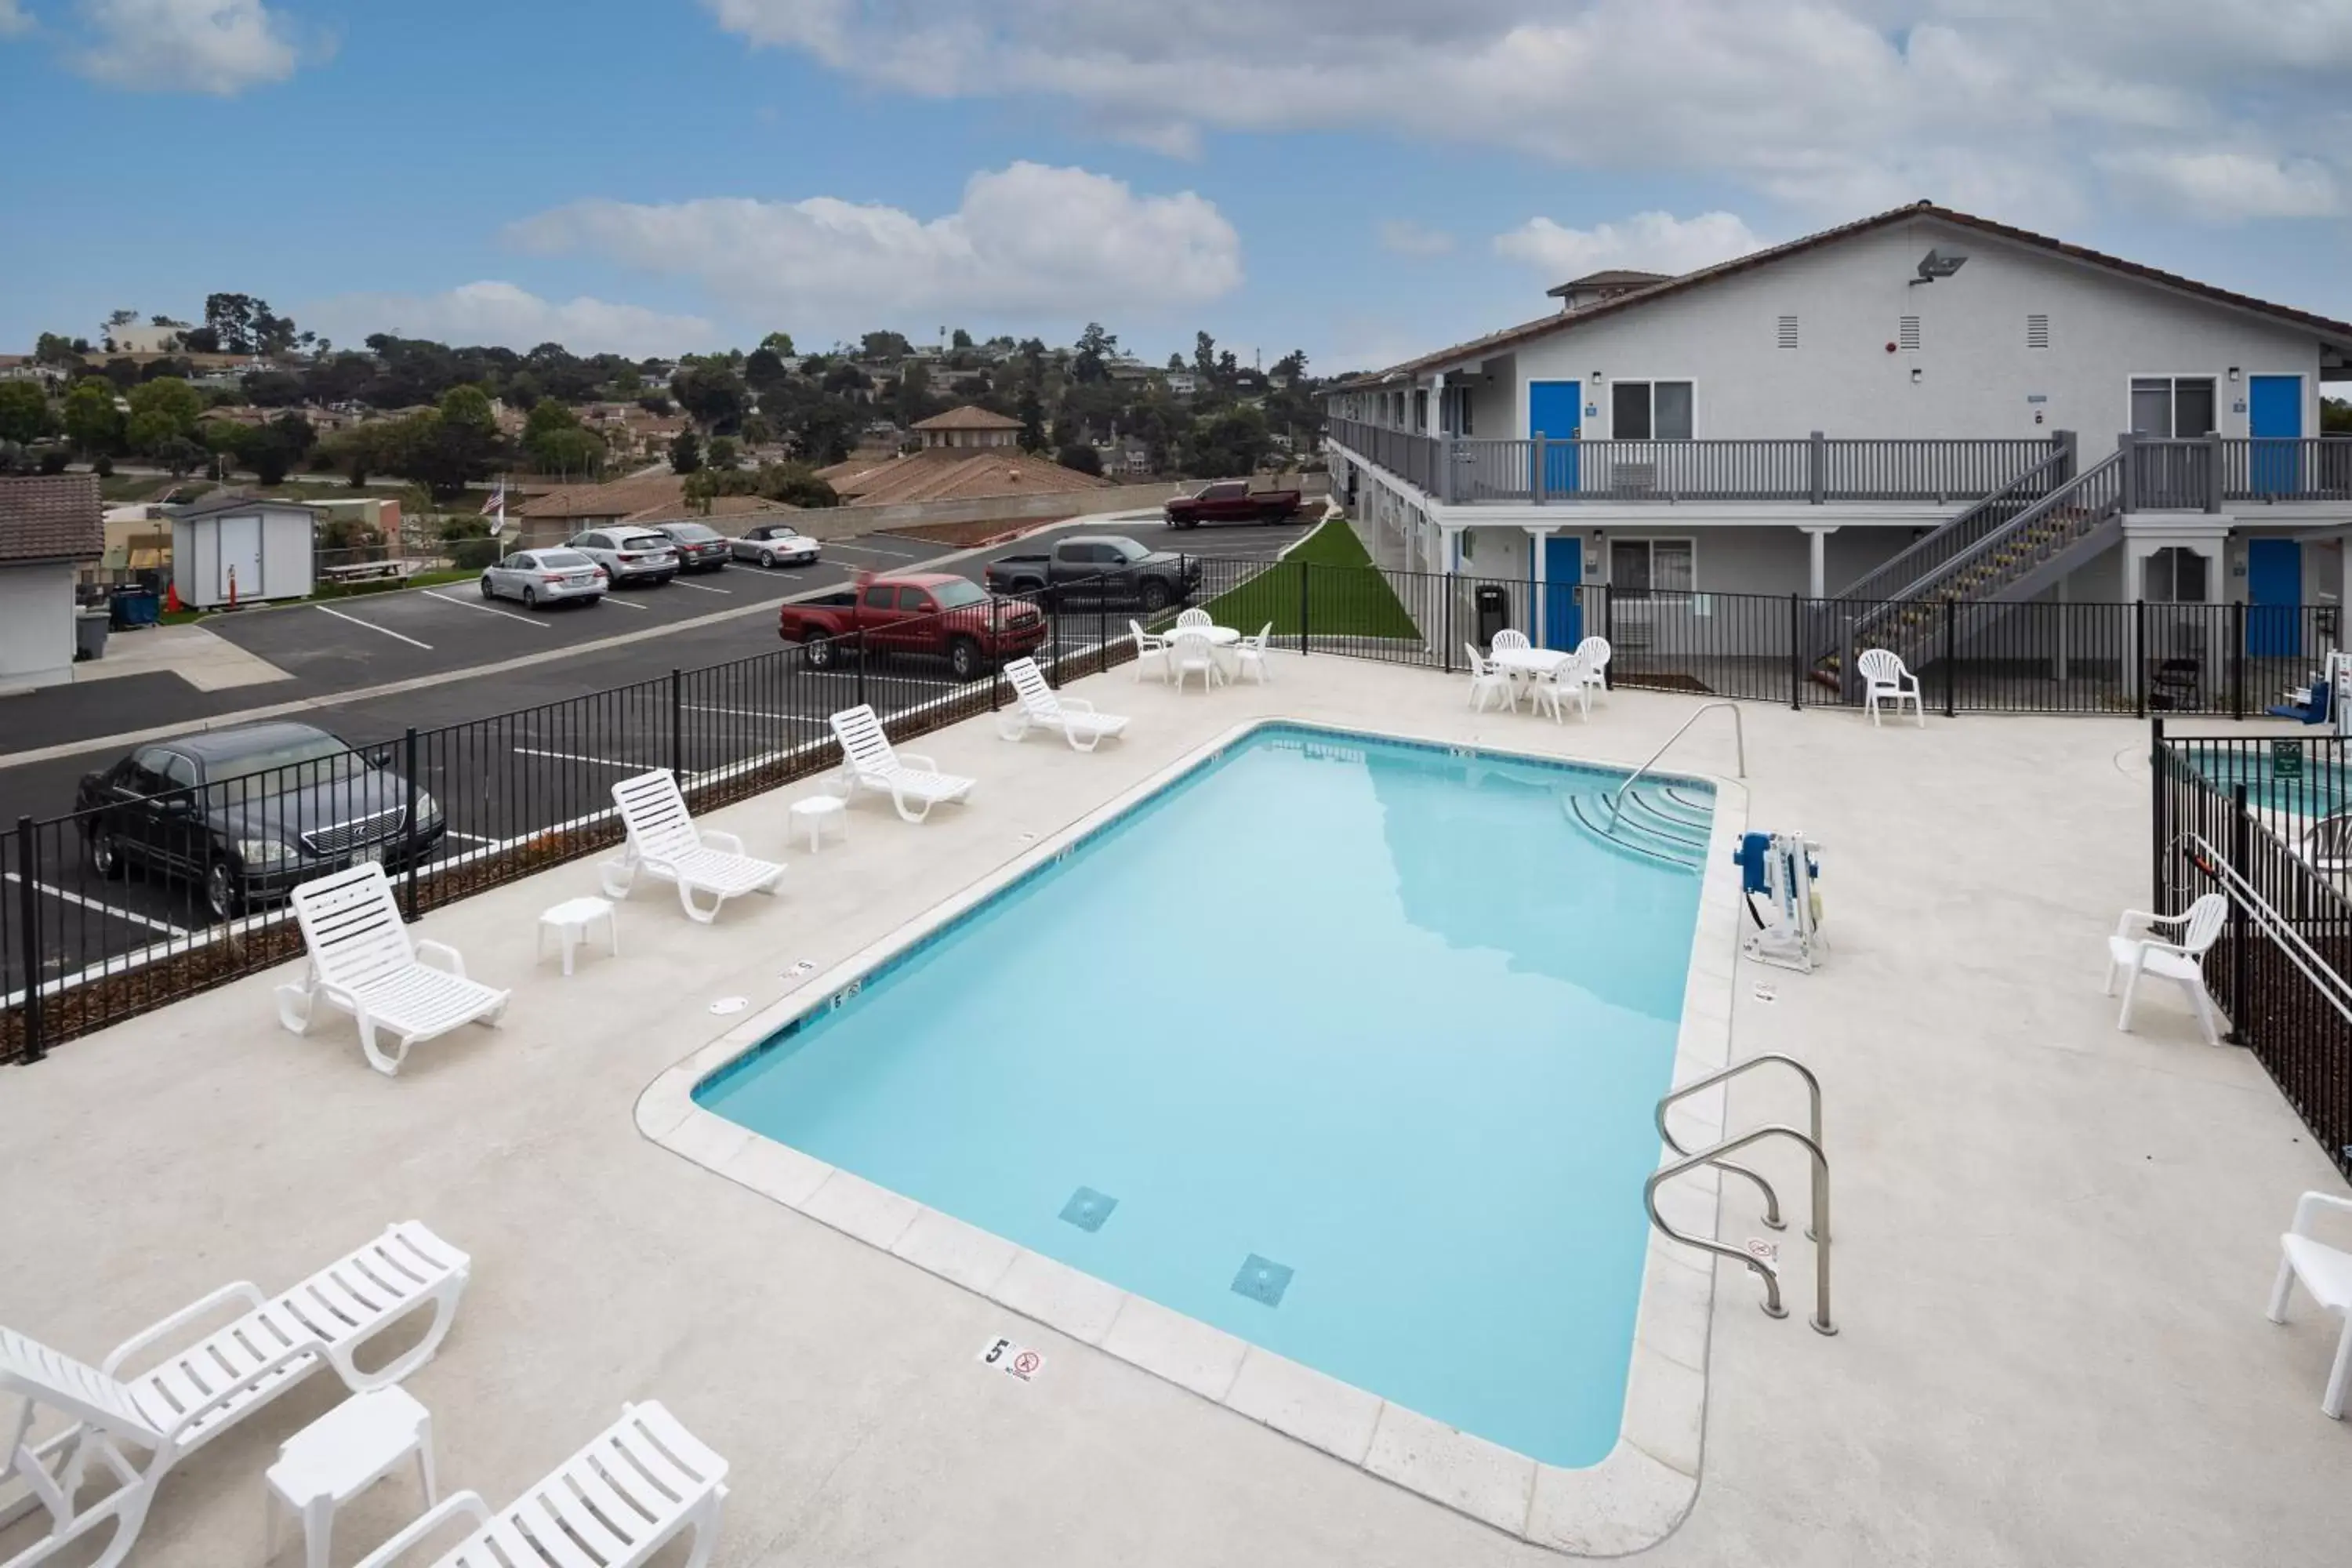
[
  {"x1": 695, "y1": 724, "x2": 1712, "y2": 1469},
  {"x1": 2180, "y1": 741, "x2": 2352, "y2": 818}
]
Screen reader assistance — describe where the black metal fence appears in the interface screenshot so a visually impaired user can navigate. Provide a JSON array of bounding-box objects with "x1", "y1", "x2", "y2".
[{"x1": 2151, "y1": 723, "x2": 2352, "y2": 1179}]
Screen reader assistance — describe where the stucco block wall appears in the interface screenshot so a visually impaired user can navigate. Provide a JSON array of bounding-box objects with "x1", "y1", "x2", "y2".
[{"x1": 0, "y1": 562, "x2": 76, "y2": 690}]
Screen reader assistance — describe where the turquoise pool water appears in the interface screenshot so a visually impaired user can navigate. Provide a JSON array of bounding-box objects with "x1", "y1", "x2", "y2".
[
  {"x1": 2183, "y1": 742, "x2": 2352, "y2": 818},
  {"x1": 697, "y1": 724, "x2": 1710, "y2": 1467}
]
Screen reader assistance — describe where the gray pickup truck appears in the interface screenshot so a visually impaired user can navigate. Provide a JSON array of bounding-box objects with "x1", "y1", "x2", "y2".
[{"x1": 982, "y1": 535, "x2": 1202, "y2": 612}]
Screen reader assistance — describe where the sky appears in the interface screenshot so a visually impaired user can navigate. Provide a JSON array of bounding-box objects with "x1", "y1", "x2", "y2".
[{"x1": 4, "y1": 1, "x2": 2351, "y2": 377}]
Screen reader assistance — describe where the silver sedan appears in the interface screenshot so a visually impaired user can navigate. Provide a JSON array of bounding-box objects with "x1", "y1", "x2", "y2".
[{"x1": 480, "y1": 548, "x2": 609, "y2": 609}]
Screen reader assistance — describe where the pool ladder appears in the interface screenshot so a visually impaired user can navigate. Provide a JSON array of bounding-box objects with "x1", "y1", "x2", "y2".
[{"x1": 1645, "y1": 1054, "x2": 1836, "y2": 1335}]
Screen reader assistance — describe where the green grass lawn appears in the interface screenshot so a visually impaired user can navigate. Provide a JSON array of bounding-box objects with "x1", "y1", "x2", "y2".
[{"x1": 1193, "y1": 517, "x2": 1421, "y2": 639}]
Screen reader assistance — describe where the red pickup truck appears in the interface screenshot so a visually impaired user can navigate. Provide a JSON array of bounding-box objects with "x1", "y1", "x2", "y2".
[
  {"x1": 776, "y1": 572, "x2": 1048, "y2": 682},
  {"x1": 1163, "y1": 479, "x2": 1305, "y2": 528}
]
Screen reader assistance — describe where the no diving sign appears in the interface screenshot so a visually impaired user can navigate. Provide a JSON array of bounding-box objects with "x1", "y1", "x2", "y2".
[{"x1": 979, "y1": 1336, "x2": 1045, "y2": 1382}]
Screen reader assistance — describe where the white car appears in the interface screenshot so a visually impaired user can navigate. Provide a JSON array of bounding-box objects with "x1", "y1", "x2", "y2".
[
  {"x1": 481, "y1": 548, "x2": 608, "y2": 609},
  {"x1": 567, "y1": 528, "x2": 679, "y2": 585},
  {"x1": 730, "y1": 522, "x2": 822, "y2": 568}
]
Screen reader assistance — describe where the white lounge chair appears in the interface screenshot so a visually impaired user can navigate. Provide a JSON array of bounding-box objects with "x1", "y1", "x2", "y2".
[
  {"x1": 1857, "y1": 648, "x2": 1924, "y2": 728},
  {"x1": 601, "y1": 771, "x2": 784, "y2": 925},
  {"x1": 351, "y1": 1402, "x2": 727, "y2": 1568},
  {"x1": 1465, "y1": 645, "x2": 1512, "y2": 713},
  {"x1": 1174, "y1": 607, "x2": 1214, "y2": 630},
  {"x1": 829, "y1": 704, "x2": 976, "y2": 823},
  {"x1": 1231, "y1": 622, "x2": 1274, "y2": 685},
  {"x1": 1127, "y1": 621, "x2": 1171, "y2": 684},
  {"x1": 274, "y1": 863, "x2": 509, "y2": 1077},
  {"x1": 2105, "y1": 892, "x2": 2228, "y2": 1047},
  {"x1": 1171, "y1": 629, "x2": 1221, "y2": 695},
  {"x1": 1573, "y1": 635, "x2": 1612, "y2": 703},
  {"x1": 996, "y1": 657, "x2": 1129, "y2": 752},
  {"x1": 1, "y1": 1222, "x2": 468, "y2": 1568},
  {"x1": 2267, "y1": 1190, "x2": 2352, "y2": 1419}
]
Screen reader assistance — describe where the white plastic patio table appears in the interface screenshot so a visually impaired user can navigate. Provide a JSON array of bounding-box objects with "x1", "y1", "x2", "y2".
[
  {"x1": 789, "y1": 792, "x2": 848, "y2": 851},
  {"x1": 265, "y1": 1386, "x2": 437, "y2": 1568},
  {"x1": 1486, "y1": 646, "x2": 1573, "y2": 677},
  {"x1": 537, "y1": 895, "x2": 619, "y2": 976},
  {"x1": 1170, "y1": 625, "x2": 1240, "y2": 646}
]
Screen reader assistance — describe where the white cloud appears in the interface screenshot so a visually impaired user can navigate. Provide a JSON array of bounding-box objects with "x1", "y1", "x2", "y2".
[
  {"x1": 304, "y1": 283, "x2": 717, "y2": 359},
  {"x1": 74, "y1": 0, "x2": 299, "y2": 94},
  {"x1": 2100, "y1": 151, "x2": 2343, "y2": 222},
  {"x1": 1378, "y1": 220, "x2": 1454, "y2": 258},
  {"x1": 506, "y1": 162, "x2": 1243, "y2": 337},
  {"x1": 0, "y1": 2, "x2": 35, "y2": 38},
  {"x1": 701, "y1": 2, "x2": 2352, "y2": 224},
  {"x1": 1494, "y1": 210, "x2": 1767, "y2": 281}
]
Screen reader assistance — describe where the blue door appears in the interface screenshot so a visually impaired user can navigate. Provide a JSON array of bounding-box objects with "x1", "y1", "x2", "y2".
[
  {"x1": 2246, "y1": 538, "x2": 2303, "y2": 658},
  {"x1": 1527, "y1": 381, "x2": 1581, "y2": 496},
  {"x1": 1540, "y1": 535, "x2": 1583, "y2": 648},
  {"x1": 2249, "y1": 375, "x2": 2303, "y2": 497}
]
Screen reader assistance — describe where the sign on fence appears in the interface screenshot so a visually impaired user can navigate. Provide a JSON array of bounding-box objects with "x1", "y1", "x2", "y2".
[{"x1": 2272, "y1": 738, "x2": 2306, "y2": 780}]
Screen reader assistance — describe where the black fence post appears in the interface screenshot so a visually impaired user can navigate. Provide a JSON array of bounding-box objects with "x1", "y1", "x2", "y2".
[
  {"x1": 855, "y1": 624, "x2": 867, "y2": 708},
  {"x1": 992, "y1": 598, "x2": 1004, "y2": 709},
  {"x1": 2227, "y1": 782, "x2": 2249, "y2": 1045},
  {"x1": 14, "y1": 815, "x2": 42, "y2": 1063},
  {"x1": 1943, "y1": 597, "x2": 1958, "y2": 717},
  {"x1": 2230, "y1": 601, "x2": 2245, "y2": 720},
  {"x1": 401, "y1": 728, "x2": 421, "y2": 924},
  {"x1": 1789, "y1": 593, "x2": 1802, "y2": 710},
  {"x1": 1047, "y1": 590, "x2": 1061, "y2": 689},
  {"x1": 1442, "y1": 578, "x2": 1454, "y2": 673},
  {"x1": 1298, "y1": 559, "x2": 1311, "y2": 655},
  {"x1": 2134, "y1": 599, "x2": 2148, "y2": 720},
  {"x1": 669, "y1": 670, "x2": 684, "y2": 780},
  {"x1": 2149, "y1": 717, "x2": 2166, "y2": 909}
]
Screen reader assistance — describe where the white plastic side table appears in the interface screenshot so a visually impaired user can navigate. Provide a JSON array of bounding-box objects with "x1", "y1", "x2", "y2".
[
  {"x1": 538, "y1": 895, "x2": 619, "y2": 976},
  {"x1": 265, "y1": 1386, "x2": 437, "y2": 1568},
  {"x1": 788, "y1": 793, "x2": 848, "y2": 853}
]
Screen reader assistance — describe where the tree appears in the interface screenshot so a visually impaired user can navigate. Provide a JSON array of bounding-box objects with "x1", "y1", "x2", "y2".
[
  {"x1": 670, "y1": 429, "x2": 703, "y2": 474},
  {"x1": 1072, "y1": 323, "x2": 1117, "y2": 384},
  {"x1": 126, "y1": 377, "x2": 202, "y2": 439},
  {"x1": 1193, "y1": 331, "x2": 1217, "y2": 379},
  {"x1": 242, "y1": 429, "x2": 295, "y2": 486},
  {"x1": 951, "y1": 328, "x2": 973, "y2": 350},
  {"x1": 1055, "y1": 443, "x2": 1103, "y2": 477},
  {"x1": 201, "y1": 292, "x2": 299, "y2": 357},
  {"x1": 270, "y1": 411, "x2": 317, "y2": 461},
  {"x1": 140, "y1": 355, "x2": 194, "y2": 383},
  {"x1": 154, "y1": 436, "x2": 207, "y2": 477},
  {"x1": 1016, "y1": 387, "x2": 1047, "y2": 454},
  {"x1": 1167, "y1": 353, "x2": 1185, "y2": 372},
  {"x1": 706, "y1": 435, "x2": 739, "y2": 471},
  {"x1": 637, "y1": 394, "x2": 673, "y2": 416},
  {"x1": 860, "y1": 330, "x2": 913, "y2": 361},
  {"x1": 242, "y1": 369, "x2": 305, "y2": 406},
  {"x1": 103, "y1": 359, "x2": 141, "y2": 392},
  {"x1": 38, "y1": 448, "x2": 71, "y2": 474},
  {"x1": 670, "y1": 365, "x2": 750, "y2": 434},
  {"x1": 1271, "y1": 349, "x2": 1308, "y2": 385},
  {"x1": 758, "y1": 331, "x2": 796, "y2": 358},
  {"x1": 0, "y1": 383, "x2": 51, "y2": 444},
  {"x1": 35, "y1": 333, "x2": 85, "y2": 367},
  {"x1": 2325, "y1": 398, "x2": 2352, "y2": 435},
  {"x1": 744, "y1": 347, "x2": 790, "y2": 394},
  {"x1": 63, "y1": 380, "x2": 122, "y2": 456}
]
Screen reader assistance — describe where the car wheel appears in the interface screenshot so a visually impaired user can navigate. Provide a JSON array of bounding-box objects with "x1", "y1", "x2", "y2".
[
  {"x1": 803, "y1": 636, "x2": 837, "y2": 671},
  {"x1": 204, "y1": 860, "x2": 241, "y2": 923},
  {"x1": 523, "y1": 586, "x2": 538, "y2": 609},
  {"x1": 759, "y1": 550, "x2": 777, "y2": 568},
  {"x1": 1138, "y1": 579, "x2": 1171, "y2": 614},
  {"x1": 479, "y1": 575, "x2": 495, "y2": 598},
  {"x1": 87, "y1": 826, "x2": 124, "y2": 880},
  {"x1": 948, "y1": 636, "x2": 984, "y2": 683}
]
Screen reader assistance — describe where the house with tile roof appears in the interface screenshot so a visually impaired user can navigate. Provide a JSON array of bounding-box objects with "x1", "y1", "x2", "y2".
[
  {"x1": 0, "y1": 474, "x2": 103, "y2": 690},
  {"x1": 1325, "y1": 200, "x2": 2352, "y2": 681},
  {"x1": 909, "y1": 405, "x2": 1025, "y2": 450},
  {"x1": 805, "y1": 404, "x2": 1111, "y2": 510}
]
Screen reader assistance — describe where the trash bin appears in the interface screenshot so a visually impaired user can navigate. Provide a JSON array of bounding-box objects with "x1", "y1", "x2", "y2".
[
  {"x1": 110, "y1": 586, "x2": 161, "y2": 629},
  {"x1": 74, "y1": 609, "x2": 111, "y2": 662},
  {"x1": 1475, "y1": 584, "x2": 1512, "y2": 649}
]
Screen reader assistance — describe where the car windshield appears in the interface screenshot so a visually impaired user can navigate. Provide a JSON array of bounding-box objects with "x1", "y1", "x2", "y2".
[
  {"x1": 930, "y1": 579, "x2": 988, "y2": 609},
  {"x1": 538, "y1": 550, "x2": 592, "y2": 568},
  {"x1": 1105, "y1": 539, "x2": 1149, "y2": 563},
  {"x1": 663, "y1": 524, "x2": 720, "y2": 543},
  {"x1": 204, "y1": 731, "x2": 365, "y2": 787}
]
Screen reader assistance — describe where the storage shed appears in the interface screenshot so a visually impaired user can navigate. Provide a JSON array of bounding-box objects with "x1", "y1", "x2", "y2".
[
  {"x1": 0, "y1": 474, "x2": 103, "y2": 691},
  {"x1": 168, "y1": 493, "x2": 318, "y2": 608}
]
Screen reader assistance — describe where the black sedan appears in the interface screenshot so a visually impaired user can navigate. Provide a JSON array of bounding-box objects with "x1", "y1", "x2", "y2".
[{"x1": 74, "y1": 721, "x2": 445, "y2": 921}]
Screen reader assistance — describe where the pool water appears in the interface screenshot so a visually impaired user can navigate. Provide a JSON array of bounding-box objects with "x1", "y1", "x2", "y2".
[
  {"x1": 698, "y1": 725, "x2": 1710, "y2": 1467},
  {"x1": 2182, "y1": 742, "x2": 2352, "y2": 818}
]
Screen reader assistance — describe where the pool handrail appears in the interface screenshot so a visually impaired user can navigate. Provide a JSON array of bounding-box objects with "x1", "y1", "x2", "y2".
[
  {"x1": 1656, "y1": 1054, "x2": 1826, "y2": 1240},
  {"x1": 1646, "y1": 1123, "x2": 1835, "y2": 1335},
  {"x1": 1609, "y1": 702, "x2": 1746, "y2": 822}
]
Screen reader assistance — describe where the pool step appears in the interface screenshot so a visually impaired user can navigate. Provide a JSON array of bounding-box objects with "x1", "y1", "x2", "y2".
[{"x1": 1563, "y1": 785, "x2": 1711, "y2": 873}]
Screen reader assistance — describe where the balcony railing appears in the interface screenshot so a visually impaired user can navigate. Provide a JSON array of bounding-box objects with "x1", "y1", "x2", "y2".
[{"x1": 1327, "y1": 419, "x2": 2059, "y2": 506}]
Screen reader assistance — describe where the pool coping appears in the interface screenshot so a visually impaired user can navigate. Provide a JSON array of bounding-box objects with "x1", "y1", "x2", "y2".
[{"x1": 634, "y1": 713, "x2": 1747, "y2": 1556}]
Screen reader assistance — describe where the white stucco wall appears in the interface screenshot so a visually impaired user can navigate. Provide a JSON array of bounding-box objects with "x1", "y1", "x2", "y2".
[
  {"x1": 0, "y1": 562, "x2": 78, "y2": 690},
  {"x1": 1415, "y1": 215, "x2": 2326, "y2": 459}
]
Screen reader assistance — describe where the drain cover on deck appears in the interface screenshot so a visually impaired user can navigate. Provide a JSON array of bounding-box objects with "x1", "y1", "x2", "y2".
[
  {"x1": 1231, "y1": 1254, "x2": 1294, "y2": 1308},
  {"x1": 1058, "y1": 1186, "x2": 1118, "y2": 1233}
]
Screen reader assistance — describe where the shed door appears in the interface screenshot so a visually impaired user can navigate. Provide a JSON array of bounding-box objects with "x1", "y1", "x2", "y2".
[{"x1": 216, "y1": 517, "x2": 263, "y2": 603}]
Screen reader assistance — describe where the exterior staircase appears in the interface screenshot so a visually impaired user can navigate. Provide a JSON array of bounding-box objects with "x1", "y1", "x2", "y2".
[
  {"x1": 1563, "y1": 783, "x2": 1711, "y2": 873},
  {"x1": 1810, "y1": 446, "x2": 2128, "y2": 689}
]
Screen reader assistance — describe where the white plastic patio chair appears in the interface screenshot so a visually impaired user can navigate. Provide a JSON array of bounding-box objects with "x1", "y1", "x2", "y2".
[
  {"x1": 0, "y1": 1222, "x2": 468, "y2": 1568},
  {"x1": 350, "y1": 1402, "x2": 728, "y2": 1568},
  {"x1": 996, "y1": 656, "x2": 1130, "y2": 751},
  {"x1": 2267, "y1": 1190, "x2": 2352, "y2": 1419},
  {"x1": 1174, "y1": 607, "x2": 1214, "y2": 630},
  {"x1": 1857, "y1": 648, "x2": 1924, "y2": 728},
  {"x1": 1171, "y1": 629, "x2": 1222, "y2": 695},
  {"x1": 1465, "y1": 646, "x2": 1512, "y2": 713},
  {"x1": 829, "y1": 704, "x2": 976, "y2": 823},
  {"x1": 274, "y1": 862, "x2": 510, "y2": 1077},
  {"x1": 2104, "y1": 892, "x2": 2228, "y2": 1047},
  {"x1": 601, "y1": 770, "x2": 784, "y2": 925},
  {"x1": 1490, "y1": 628, "x2": 1530, "y2": 653},
  {"x1": 1573, "y1": 635, "x2": 1613, "y2": 704},
  {"x1": 1529, "y1": 652, "x2": 1592, "y2": 724},
  {"x1": 1127, "y1": 620, "x2": 1171, "y2": 684},
  {"x1": 1230, "y1": 622, "x2": 1275, "y2": 685}
]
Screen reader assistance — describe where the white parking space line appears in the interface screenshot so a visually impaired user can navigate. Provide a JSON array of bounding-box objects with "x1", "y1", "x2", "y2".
[
  {"x1": 3, "y1": 871, "x2": 192, "y2": 936},
  {"x1": 442, "y1": 829, "x2": 498, "y2": 845},
  {"x1": 513, "y1": 746, "x2": 648, "y2": 768},
  {"x1": 830, "y1": 539, "x2": 929, "y2": 560},
  {"x1": 597, "y1": 594, "x2": 651, "y2": 611},
  {"x1": 422, "y1": 590, "x2": 552, "y2": 628},
  {"x1": 314, "y1": 604, "x2": 434, "y2": 649},
  {"x1": 669, "y1": 579, "x2": 732, "y2": 594},
  {"x1": 684, "y1": 702, "x2": 832, "y2": 724}
]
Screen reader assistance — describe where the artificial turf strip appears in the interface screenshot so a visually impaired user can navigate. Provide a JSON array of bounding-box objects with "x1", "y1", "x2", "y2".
[{"x1": 1195, "y1": 518, "x2": 1423, "y2": 641}]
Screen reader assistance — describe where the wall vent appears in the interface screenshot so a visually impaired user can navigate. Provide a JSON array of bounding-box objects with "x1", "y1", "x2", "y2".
[
  {"x1": 1898, "y1": 316, "x2": 1922, "y2": 352},
  {"x1": 1777, "y1": 314, "x2": 1799, "y2": 350},
  {"x1": 2027, "y1": 314, "x2": 2051, "y2": 350}
]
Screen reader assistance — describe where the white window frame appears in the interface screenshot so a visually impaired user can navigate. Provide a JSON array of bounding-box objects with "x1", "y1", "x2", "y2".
[
  {"x1": 2143, "y1": 546, "x2": 2210, "y2": 604},
  {"x1": 1607, "y1": 535, "x2": 1697, "y2": 596},
  {"x1": 2126, "y1": 372, "x2": 2223, "y2": 439},
  {"x1": 1606, "y1": 379, "x2": 1697, "y2": 441}
]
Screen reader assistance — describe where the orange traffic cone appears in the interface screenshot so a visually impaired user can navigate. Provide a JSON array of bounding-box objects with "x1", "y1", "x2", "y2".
[
  {"x1": 227, "y1": 566, "x2": 238, "y2": 609},
  {"x1": 165, "y1": 579, "x2": 180, "y2": 615}
]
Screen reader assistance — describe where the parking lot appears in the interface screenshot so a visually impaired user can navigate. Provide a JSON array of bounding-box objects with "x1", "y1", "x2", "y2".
[{"x1": 0, "y1": 510, "x2": 1315, "y2": 1003}]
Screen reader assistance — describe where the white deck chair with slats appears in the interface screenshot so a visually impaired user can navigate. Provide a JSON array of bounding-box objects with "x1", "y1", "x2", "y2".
[
  {"x1": 601, "y1": 770, "x2": 785, "y2": 924},
  {"x1": 829, "y1": 705, "x2": 976, "y2": 823},
  {"x1": 274, "y1": 863, "x2": 509, "y2": 1076},
  {"x1": 0, "y1": 1222, "x2": 469, "y2": 1568},
  {"x1": 350, "y1": 1402, "x2": 728, "y2": 1568},
  {"x1": 996, "y1": 658, "x2": 1130, "y2": 752}
]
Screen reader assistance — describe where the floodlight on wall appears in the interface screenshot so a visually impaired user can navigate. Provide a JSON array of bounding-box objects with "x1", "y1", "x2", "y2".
[
  {"x1": 1909, "y1": 248, "x2": 1969, "y2": 285},
  {"x1": 1911, "y1": 367, "x2": 1923, "y2": 383},
  {"x1": 2228, "y1": 366, "x2": 2241, "y2": 383}
]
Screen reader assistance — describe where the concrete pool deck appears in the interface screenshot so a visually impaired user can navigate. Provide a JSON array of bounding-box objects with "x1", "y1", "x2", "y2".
[{"x1": 4, "y1": 652, "x2": 2349, "y2": 1567}]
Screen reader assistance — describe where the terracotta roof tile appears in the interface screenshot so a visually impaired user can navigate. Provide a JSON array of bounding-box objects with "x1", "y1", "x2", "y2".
[
  {"x1": 514, "y1": 473, "x2": 687, "y2": 520},
  {"x1": 834, "y1": 449, "x2": 1109, "y2": 506},
  {"x1": 909, "y1": 405, "x2": 1025, "y2": 432},
  {"x1": 0, "y1": 474, "x2": 103, "y2": 564}
]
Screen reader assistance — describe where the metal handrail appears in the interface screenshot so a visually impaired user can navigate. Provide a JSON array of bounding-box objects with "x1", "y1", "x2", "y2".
[
  {"x1": 1834, "y1": 445, "x2": 2072, "y2": 605},
  {"x1": 2169, "y1": 829, "x2": 2352, "y2": 1025},
  {"x1": 1646, "y1": 1125, "x2": 1835, "y2": 1334},
  {"x1": 1608, "y1": 702, "x2": 1745, "y2": 821},
  {"x1": 1886, "y1": 448, "x2": 2123, "y2": 605},
  {"x1": 1656, "y1": 1054, "x2": 1825, "y2": 1240}
]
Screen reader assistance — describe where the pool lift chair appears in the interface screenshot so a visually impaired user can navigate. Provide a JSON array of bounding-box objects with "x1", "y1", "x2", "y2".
[
  {"x1": 2268, "y1": 649, "x2": 2352, "y2": 731},
  {"x1": 1736, "y1": 830, "x2": 1825, "y2": 974}
]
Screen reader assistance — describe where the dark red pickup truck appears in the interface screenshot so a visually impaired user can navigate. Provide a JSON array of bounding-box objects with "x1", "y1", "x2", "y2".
[
  {"x1": 1163, "y1": 479, "x2": 1305, "y2": 528},
  {"x1": 776, "y1": 572, "x2": 1048, "y2": 682}
]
